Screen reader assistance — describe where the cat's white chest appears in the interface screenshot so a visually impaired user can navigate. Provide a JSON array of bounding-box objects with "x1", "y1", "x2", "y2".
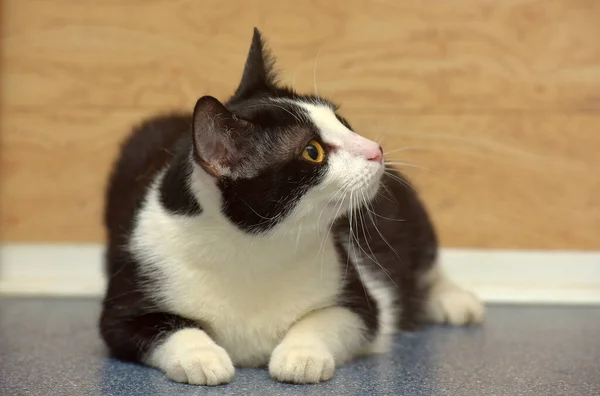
[
  {"x1": 130, "y1": 189, "x2": 342, "y2": 366},
  {"x1": 160, "y1": 249, "x2": 340, "y2": 366}
]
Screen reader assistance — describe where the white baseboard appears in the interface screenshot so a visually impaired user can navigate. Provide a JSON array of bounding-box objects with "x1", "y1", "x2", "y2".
[{"x1": 1, "y1": 244, "x2": 599, "y2": 304}]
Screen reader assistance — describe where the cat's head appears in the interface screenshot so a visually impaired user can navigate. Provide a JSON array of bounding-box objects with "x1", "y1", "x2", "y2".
[{"x1": 192, "y1": 28, "x2": 383, "y2": 233}]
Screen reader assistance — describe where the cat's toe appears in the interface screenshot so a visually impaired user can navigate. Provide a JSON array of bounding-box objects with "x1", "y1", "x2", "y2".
[
  {"x1": 269, "y1": 343, "x2": 335, "y2": 384},
  {"x1": 426, "y1": 286, "x2": 485, "y2": 326},
  {"x1": 164, "y1": 345, "x2": 235, "y2": 386}
]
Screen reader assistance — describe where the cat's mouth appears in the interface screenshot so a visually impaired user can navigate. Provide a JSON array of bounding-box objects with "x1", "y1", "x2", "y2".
[{"x1": 325, "y1": 169, "x2": 383, "y2": 212}]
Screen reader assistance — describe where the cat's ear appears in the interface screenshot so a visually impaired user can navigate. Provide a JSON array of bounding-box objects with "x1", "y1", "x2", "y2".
[
  {"x1": 232, "y1": 27, "x2": 278, "y2": 98},
  {"x1": 192, "y1": 95, "x2": 247, "y2": 177}
]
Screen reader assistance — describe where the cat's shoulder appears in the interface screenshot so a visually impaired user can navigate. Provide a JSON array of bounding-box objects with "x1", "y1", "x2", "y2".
[{"x1": 104, "y1": 112, "x2": 192, "y2": 234}]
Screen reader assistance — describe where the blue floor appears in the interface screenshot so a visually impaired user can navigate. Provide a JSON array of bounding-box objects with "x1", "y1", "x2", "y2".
[{"x1": 1, "y1": 298, "x2": 599, "y2": 396}]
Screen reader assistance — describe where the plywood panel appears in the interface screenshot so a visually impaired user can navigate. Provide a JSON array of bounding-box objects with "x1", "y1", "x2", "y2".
[
  {"x1": 1, "y1": 108, "x2": 155, "y2": 241},
  {"x1": 1, "y1": 0, "x2": 600, "y2": 248},
  {"x1": 3, "y1": 0, "x2": 600, "y2": 111}
]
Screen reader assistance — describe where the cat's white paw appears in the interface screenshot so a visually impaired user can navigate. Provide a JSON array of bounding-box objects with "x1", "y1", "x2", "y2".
[
  {"x1": 269, "y1": 343, "x2": 335, "y2": 384},
  {"x1": 426, "y1": 285, "x2": 485, "y2": 326},
  {"x1": 163, "y1": 344, "x2": 235, "y2": 386},
  {"x1": 146, "y1": 329, "x2": 235, "y2": 386}
]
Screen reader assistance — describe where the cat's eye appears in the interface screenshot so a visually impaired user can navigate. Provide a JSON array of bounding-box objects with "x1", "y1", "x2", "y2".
[{"x1": 302, "y1": 140, "x2": 325, "y2": 163}]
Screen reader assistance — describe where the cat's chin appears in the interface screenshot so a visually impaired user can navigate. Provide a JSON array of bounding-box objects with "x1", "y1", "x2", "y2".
[
  {"x1": 362, "y1": 170, "x2": 385, "y2": 202},
  {"x1": 325, "y1": 173, "x2": 383, "y2": 211}
]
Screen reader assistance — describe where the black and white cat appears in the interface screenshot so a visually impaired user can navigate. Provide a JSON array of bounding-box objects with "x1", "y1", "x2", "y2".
[{"x1": 100, "y1": 28, "x2": 484, "y2": 386}]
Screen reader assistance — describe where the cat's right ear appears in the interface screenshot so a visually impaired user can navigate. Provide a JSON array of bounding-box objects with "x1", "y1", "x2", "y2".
[
  {"x1": 231, "y1": 28, "x2": 278, "y2": 99},
  {"x1": 192, "y1": 96, "x2": 247, "y2": 177}
]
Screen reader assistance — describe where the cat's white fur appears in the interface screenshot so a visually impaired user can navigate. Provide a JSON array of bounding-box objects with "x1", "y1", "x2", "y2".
[
  {"x1": 344, "y1": 237, "x2": 398, "y2": 354},
  {"x1": 129, "y1": 101, "x2": 483, "y2": 385}
]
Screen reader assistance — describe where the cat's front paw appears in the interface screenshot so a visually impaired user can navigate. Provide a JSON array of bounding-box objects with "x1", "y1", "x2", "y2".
[
  {"x1": 162, "y1": 344, "x2": 235, "y2": 386},
  {"x1": 269, "y1": 343, "x2": 335, "y2": 384},
  {"x1": 146, "y1": 329, "x2": 235, "y2": 386},
  {"x1": 426, "y1": 286, "x2": 485, "y2": 326}
]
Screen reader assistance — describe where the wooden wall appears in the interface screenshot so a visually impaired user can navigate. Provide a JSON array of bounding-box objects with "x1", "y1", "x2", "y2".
[{"x1": 2, "y1": 0, "x2": 599, "y2": 249}]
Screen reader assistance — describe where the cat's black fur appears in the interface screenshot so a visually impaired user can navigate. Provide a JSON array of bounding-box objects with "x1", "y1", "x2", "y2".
[{"x1": 100, "y1": 28, "x2": 438, "y2": 368}]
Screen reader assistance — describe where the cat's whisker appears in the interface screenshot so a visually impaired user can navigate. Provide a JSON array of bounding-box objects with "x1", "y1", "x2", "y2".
[
  {"x1": 356, "y1": 190, "x2": 372, "y2": 239},
  {"x1": 384, "y1": 162, "x2": 431, "y2": 171},
  {"x1": 377, "y1": 190, "x2": 397, "y2": 205},
  {"x1": 365, "y1": 206, "x2": 405, "y2": 222},
  {"x1": 364, "y1": 194, "x2": 402, "y2": 263},
  {"x1": 316, "y1": 187, "x2": 347, "y2": 240},
  {"x1": 374, "y1": 131, "x2": 385, "y2": 146},
  {"x1": 377, "y1": 181, "x2": 399, "y2": 205},
  {"x1": 319, "y1": 185, "x2": 351, "y2": 282},
  {"x1": 347, "y1": 191, "x2": 372, "y2": 310},
  {"x1": 318, "y1": 183, "x2": 352, "y2": 254},
  {"x1": 383, "y1": 146, "x2": 429, "y2": 155},
  {"x1": 365, "y1": 190, "x2": 404, "y2": 264},
  {"x1": 355, "y1": 190, "x2": 397, "y2": 287},
  {"x1": 270, "y1": 104, "x2": 303, "y2": 124},
  {"x1": 238, "y1": 197, "x2": 285, "y2": 231},
  {"x1": 358, "y1": 191, "x2": 380, "y2": 218},
  {"x1": 385, "y1": 163, "x2": 446, "y2": 178},
  {"x1": 313, "y1": 47, "x2": 322, "y2": 98},
  {"x1": 349, "y1": 196, "x2": 375, "y2": 264},
  {"x1": 245, "y1": 103, "x2": 303, "y2": 124},
  {"x1": 348, "y1": 195, "x2": 388, "y2": 301},
  {"x1": 384, "y1": 170, "x2": 418, "y2": 193}
]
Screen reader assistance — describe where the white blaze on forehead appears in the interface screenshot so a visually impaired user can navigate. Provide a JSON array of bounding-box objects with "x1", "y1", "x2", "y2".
[
  {"x1": 298, "y1": 103, "x2": 349, "y2": 146},
  {"x1": 298, "y1": 102, "x2": 381, "y2": 161}
]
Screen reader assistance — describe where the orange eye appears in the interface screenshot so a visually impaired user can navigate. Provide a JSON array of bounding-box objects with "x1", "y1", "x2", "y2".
[{"x1": 302, "y1": 140, "x2": 325, "y2": 163}]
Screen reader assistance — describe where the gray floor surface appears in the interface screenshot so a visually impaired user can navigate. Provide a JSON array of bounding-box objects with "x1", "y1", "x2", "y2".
[{"x1": 0, "y1": 298, "x2": 598, "y2": 396}]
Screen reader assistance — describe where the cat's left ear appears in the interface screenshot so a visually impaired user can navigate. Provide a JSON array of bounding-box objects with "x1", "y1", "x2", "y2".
[
  {"x1": 231, "y1": 27, "x2": 279, "y2": 99},
  {"x1": 192, "y1": 95, "x2": 249, "y2": 177}
]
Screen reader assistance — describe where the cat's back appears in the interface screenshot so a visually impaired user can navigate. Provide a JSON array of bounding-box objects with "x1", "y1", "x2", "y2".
[{"x1": 104, "y1": 113, "x2": 192, "y2": 239}]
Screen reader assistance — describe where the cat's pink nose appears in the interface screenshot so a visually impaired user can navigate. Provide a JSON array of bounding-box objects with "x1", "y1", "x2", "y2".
[
  {"x1": 368, "y1": 146, "x2": 383, "y2": 163},
  {"x1": 346, "y1": 136, "x2": 383, "y2": 163}
]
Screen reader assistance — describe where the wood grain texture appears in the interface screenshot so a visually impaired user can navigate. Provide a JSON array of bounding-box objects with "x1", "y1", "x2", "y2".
[{"x1": 2, "y1": 0, "x2": 599, "y2": 248}]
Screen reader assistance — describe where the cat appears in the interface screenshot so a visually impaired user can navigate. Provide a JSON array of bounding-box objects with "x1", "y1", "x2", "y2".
[{"x1": 100, "y1": 28, "x2": 484, "y2": 386}]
